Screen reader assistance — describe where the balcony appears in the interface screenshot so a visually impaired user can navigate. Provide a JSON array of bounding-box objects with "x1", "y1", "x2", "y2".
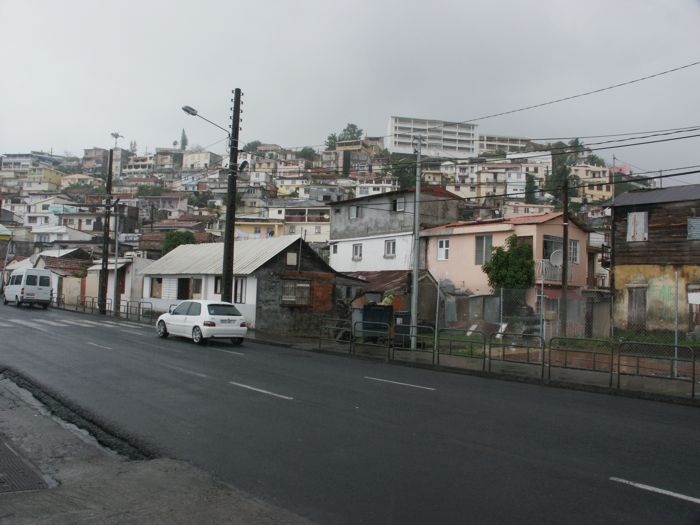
[{"x1": 535, "y1": 259, "x2": 573, "y2": 283}]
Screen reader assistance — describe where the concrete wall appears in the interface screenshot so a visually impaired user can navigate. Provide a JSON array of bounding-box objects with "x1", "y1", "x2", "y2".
[
  {"x1": 330, "y1": 232, "x2": 413, "y2": 272},
  {"x1": 254, "y1": 243, "x2": 343, "y2": 335},
  {"x1": 613, "y1": 264, "x2": 700, "y2": 333}
]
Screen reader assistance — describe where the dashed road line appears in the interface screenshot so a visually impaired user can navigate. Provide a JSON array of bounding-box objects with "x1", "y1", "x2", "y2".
[
  {"x1": 610, "y1": 477, "x2": 700, "y2": 505},
  {"x1": 228, "y1": 381, "x2": 294, "y2": 400},
  {"x1": 86, "y1": 342, "x2": 112, "y2": 350},
  {"x1": 162, "y1": 364, "x2": 209, "y2": 379},
  {"x1": 364, "y1": 376, "x2": 436, "y2": 391}
]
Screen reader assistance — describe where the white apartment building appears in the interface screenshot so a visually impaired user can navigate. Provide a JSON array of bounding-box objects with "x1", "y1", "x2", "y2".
[
  {"x1": 354, "y1": 176, "x2": 400, "y2": 197},
  {"x1": 387, "y1": 116, "x2": 478, "y2": 158},
  {"x1": 478, "y1": 134, "x2": 531, "y2": 154},
  {"x1": 183, "y1": 151, "x2": 223, "y2": 170},
  {"x1": 571, "y1": 164, "x2": 612, "y2": 202}
]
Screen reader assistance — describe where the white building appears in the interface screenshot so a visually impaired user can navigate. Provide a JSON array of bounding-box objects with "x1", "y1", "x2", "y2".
[{"x1": 386, "y1": 116, "x2": 478, "y2": 158}]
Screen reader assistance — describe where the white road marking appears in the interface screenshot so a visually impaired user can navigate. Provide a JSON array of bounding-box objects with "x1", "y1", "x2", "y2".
[
  {"x1": 610, "y1": 477, "x2": 700, "y2": 505},
  {"x1": 86, "y1": 342, "x2": 112, "y2": 350},
  {"x1": 33, "y1": 319, "x2": 70, "y2": 327},
  {"x1": 228, "y1": 381, "x2": 293, "y2": 400},
  {"x1": 207, "y1": 347, "x2": 245, "y2": 356},
  {"x1": 6, "y1": 318, "x2": 49, "y2": 331},
  {"x1": 364, "y1": 376, "x2": 436, "y2": 391},
  {"x1": 119, "y1": 329, "x2": 144, "y2": 336},
  {"x1": 62, "y1": 319, "x2": 101, "y2": 327},
  {"x1": 0, "y1": 323, "x2": 12, "y2": 328},
  {"x1": 162, "y1": 363, "x2": 209, "y2": 379}
]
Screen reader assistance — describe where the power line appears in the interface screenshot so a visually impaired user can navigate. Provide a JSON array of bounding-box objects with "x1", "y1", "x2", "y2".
[{"x1": 380, "y1": 59, "x2": 700, "y2": 139}]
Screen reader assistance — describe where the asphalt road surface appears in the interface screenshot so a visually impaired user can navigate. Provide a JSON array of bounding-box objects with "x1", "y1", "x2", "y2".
[{"x1": 1, "y1": 303, "x2": 699, "y2": 524}]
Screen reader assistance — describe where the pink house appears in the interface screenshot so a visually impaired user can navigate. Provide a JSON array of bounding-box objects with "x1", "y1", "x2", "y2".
[{"x1": 422, "y1": 212, "x2": 589, "y2": 300}]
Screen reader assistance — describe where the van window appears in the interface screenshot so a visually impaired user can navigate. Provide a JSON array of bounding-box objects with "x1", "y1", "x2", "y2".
[
  {"x1": 26, "y1": 275, "x2": 37, "y2": 286},
  {"x1": 39, "y1": 276, "x2": 50, "y2": 287}
]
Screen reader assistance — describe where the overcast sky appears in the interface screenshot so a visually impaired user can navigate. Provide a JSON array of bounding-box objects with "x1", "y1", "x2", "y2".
[{"x1": 2, "y1": 0, "x2": 700, "y2": 183}]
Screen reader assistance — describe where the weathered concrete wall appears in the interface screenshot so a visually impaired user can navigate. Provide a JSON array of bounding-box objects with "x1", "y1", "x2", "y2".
[
  {"x1": 254, "y1": 243, "x2": 344, "y2": 335},
  {"x1": 613, "y1": 264, "x2": 700, "y2": 332}
]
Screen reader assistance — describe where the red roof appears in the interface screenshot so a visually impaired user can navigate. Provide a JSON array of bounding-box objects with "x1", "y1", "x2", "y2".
[
  {"x1": 506, "y1": 212, "x2": 563, "y2": 224},
  {"x1": 41, "y1": 256, "x2": 93, "y2": 275}
]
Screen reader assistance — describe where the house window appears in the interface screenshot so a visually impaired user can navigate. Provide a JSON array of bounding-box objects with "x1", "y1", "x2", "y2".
[
  {"x1": 254, "y1": 226, "x2": 261, "y2": 234},
  {"x1": 384, "y1": 239, "x2": 396, "y2": 258},
  {"x1": 352, "y1": 243, "x2": 363, "y2": 260},
  {"x1": 234, "y1": 277, "x2": 246, "y2": 303},
  {"x1": 437, "y1": 239, "x2": 449, "y2": 261},
  {"x1": 568, "y1": 239, "x2": 580, "y2": 264},
  {"x1": 626, "y1": 211, "x2": 648, "y2": 242},
  {"x1": 214, "y1": 276, "x2": 222, "y2": 294},
  {"x1": 349, "y1": 206, "x2": 361, "y2": 219},
  {"x1": 543, "y1": 234, "x2": 563, "y2": 259},
  {"x1": 475, "y1": 235, "x2": 493, "y2": 265},
  {"x1": 315, "y1": 225, "x2": 322, "y2": 234},
  {"x1": 688, "y1": 217, "x2": 700, "y2": 240},
  {"x1": 332, "y1": 244, "x2": 338, "y2": 254},
  {"x1": 289, "y1": 225, "x2": 296, "y2": 234},
  {"x1": 28, "y1": 216, "x2": 37, "y2": 224},
  {"x1": 286, "y1": 252, "x2": 298, "y2": 266},
  {"x1": 281, "y1": 280, "x2": 311, "y2": 305},
  {"x1": 192, "y1": 278, "x2": 202, "y2": 299},
  {"x1": 391, "y1": 198, "x2": 405, "y2": 212},
  {"x1": 150, "y1": 277, "x2": 162, "y2": 298}
]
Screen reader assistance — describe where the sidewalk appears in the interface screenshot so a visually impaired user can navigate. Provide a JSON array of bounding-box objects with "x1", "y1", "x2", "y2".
[{"x1": 0, "y1": 374, "x2": 313, "y2": 524}]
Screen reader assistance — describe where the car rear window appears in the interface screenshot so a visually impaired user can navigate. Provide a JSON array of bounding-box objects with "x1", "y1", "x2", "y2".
[
  {"x1": 26, "y1": 275, "x2": 37, "y2": 285},
  {"x1": 208, "y1": 304, "x2": 241, "y2": 316},
  {"x1": 39, "y1": 276, "x2": 50, "y2": 286}
]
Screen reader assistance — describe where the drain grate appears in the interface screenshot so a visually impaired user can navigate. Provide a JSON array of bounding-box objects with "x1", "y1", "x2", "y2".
[{"x1": 0, "y1": 440, "x2": 47, "y2": 493}]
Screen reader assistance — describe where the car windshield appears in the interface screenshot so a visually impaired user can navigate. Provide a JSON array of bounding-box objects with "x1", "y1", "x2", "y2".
[{"x1": 207, "y1": 304, "x2": 241, "y2": 316}]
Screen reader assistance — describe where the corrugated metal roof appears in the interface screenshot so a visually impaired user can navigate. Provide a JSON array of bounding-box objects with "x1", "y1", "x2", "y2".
[
  {"x1": 141, "y1": 235, "x2": 302, "y2": 276},
  {"x1": 613, "y1": 184, "x2": 700, "y2": 206}
]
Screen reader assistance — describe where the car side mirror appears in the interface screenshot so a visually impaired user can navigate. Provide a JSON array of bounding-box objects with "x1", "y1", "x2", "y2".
[{"x1": 169, "y1": 304, "x2": 176, "y2": 314}]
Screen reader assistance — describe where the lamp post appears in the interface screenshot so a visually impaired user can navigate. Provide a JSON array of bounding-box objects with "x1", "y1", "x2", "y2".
[{"x1": 182, "y1": 89, "x2": 241, "y2": 303}]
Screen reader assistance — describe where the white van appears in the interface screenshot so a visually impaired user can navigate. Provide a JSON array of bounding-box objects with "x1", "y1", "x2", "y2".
[{"x1": 3, "y1": 268, "x2": 53, "y2": 308}]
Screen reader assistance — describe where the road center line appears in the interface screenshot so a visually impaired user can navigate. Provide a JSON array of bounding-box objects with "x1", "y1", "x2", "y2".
[
  {"x1": 162, "y1": 364, "x2": 209, "y2": 379},
  {"x1": 364, "y1": 376, "x2": 436, "y2": 391},
  {"x1": 610, "y1": 477, "x2": 700, "y2": 505},
  {"x1": 86, "y1": 342, "x2": 112, "y2": 350},
  {"x1": 228, "y1": 381, "x2": 293, "y2": 400}
]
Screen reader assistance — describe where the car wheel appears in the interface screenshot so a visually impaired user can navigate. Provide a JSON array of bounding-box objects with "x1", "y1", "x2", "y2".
[
  {"x1": 231, "y1": 337, "x2": 243, "y2": 346},
  {"x1": 42, "y1": 303, "x2": 48, "y2": 310},
  {"x1": 2, "y1": 296, "x2": 7, "y2": 306},
  {"x1": 157, "y1": 321, "x2": 169, "y2": 338},
  {"x1": 15, "y1": 297, "x2": 21, "y2": 307},
  {"x1": 192, "y1": 326, "x2": 206, "y2": 345}
]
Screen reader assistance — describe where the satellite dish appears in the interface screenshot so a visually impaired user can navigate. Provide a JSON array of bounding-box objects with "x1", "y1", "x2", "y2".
[{"x1": 549, "y1": 249, "x2": 563, "y2": 267}]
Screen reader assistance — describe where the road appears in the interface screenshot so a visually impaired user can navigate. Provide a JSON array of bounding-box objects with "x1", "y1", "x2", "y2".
[{"x1": 1, "y1": 303, "x2": 699, "y2": 524}]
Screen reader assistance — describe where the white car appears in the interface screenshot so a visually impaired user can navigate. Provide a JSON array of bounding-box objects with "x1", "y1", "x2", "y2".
[{"x1": 156, "y1": 300, "x2": 247, "y2": 346}]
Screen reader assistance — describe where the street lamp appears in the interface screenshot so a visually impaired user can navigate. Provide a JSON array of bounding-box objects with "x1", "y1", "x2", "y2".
[{"x1": 181, "y1": 89, "x2": 241, "y2": 304}]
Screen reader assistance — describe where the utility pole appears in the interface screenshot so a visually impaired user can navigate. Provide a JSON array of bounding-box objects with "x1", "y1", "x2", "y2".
[
  {"x1": 559, "y1": 165, "x2": 569, "y2": 337},
  {"x1": 112, "y1": 201, "x2": 121, "y2": 316},
  {"x1": 410, "y1": 135, "x2": 423, "y2": 351},
  {"x1": 98, "y1": 149, "x2": 114, "y2": 315},
  {"x1": 221, "y1": 88, "x2": 242, "y2": 303}
]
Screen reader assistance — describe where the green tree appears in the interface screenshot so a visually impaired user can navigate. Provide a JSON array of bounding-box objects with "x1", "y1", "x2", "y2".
[
  {"x1": 180, "y1": 129, "x2": 189, "y2": 151},
  {"x1": 136, "y1": 185, "x2": 163, "y2": 197},
  {"x1": 482, "y1": 235, "x2": 535, "y2": 290},
  {"x1": 325, "y1": 133, "x2": 338, "y2": 151},
  {"x1": 388, "y1": 154, "x2": 416, "y2": 189},
  {"x1": 338, "y1": 123, "x2": 363, "y2": 141},
  {"x1": 525, "y1": 173, "x2": 537, "y2": 203},
  {"x1": 162, "y1": 230, "x2": 196, "y2": 254},
  {"x1": 296, "y1": 147, "x2": 317, "y2": 162},
  {"x1": 585, "y1": 154, "x2": 606, "y2": 167},
  {"x1": 242, "y1": 140, "x2": 262, "y2": 153}
]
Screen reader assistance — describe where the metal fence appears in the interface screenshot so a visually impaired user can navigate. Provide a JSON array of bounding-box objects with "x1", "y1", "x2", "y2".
[{"x1": 317, "y1": 318, "x2": 698, "y2": 401}]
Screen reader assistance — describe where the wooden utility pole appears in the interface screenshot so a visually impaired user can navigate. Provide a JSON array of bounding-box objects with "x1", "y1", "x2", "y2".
[{"x1": 98, "y1": 149, "x2": 114, "y2": 315}]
